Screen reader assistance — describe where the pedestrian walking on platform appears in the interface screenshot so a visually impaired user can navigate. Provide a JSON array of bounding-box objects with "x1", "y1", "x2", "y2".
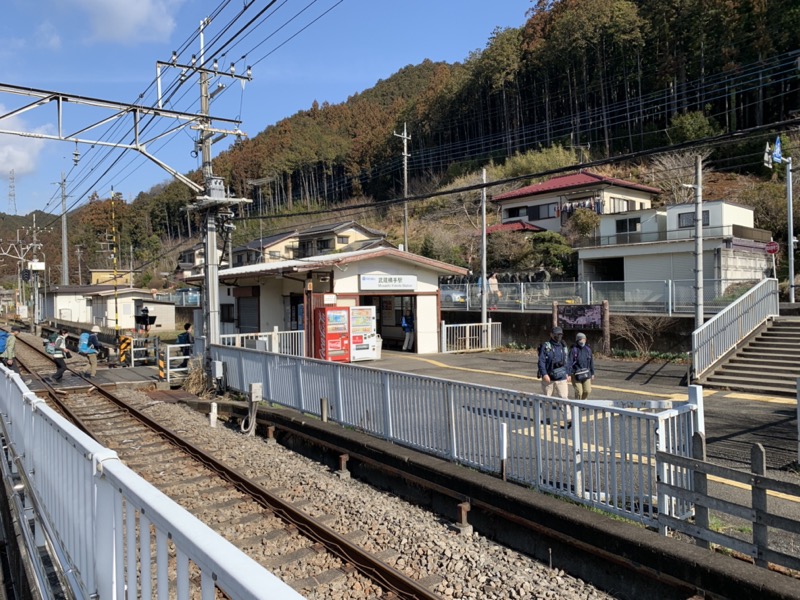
[
  {"x1": 537, "y1": 326, "x2": 571, "y2": 427},
  {"x1": 569, "y1": 332, "x2": 595, "y2": 400}
]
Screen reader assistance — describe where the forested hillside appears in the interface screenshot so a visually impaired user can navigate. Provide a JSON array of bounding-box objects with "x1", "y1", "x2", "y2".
[{"x1": 6, "y1": 0, "x2": 799, "y2": 287}]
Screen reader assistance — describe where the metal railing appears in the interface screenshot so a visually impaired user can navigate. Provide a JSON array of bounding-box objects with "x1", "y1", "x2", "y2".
[
  {"x1": 221, "y1": 327, "x2": 306, "y2": 356},
  {"x1": 0, "y1": 368, "x2": 303, "y2": 600},
  {"x1": 163, "y1": 343, "x2": 192, "y2": 383},
  {"x1": 574, "y1": 225, "x2": 771, "y2": 248},
  {"x1": 441, "y1": 278, "x2": 763, "y2": 315},
  {"x1": 212, "y1": 345, "x2": 702, "y2": 527},
  {"x1": 441, "y1": 321, "x2": 501, "y2": 352},
  {"x1": 154, "y1": 291, "x2": 202, "y2": 307},
  {"x1": 691, "y1": 278, "x2": 779, "y2": 379}
]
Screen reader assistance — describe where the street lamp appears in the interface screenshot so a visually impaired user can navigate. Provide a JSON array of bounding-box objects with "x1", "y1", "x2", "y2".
[{"x1": 764, "y1": 136, "x2": 794, "y2": 303}]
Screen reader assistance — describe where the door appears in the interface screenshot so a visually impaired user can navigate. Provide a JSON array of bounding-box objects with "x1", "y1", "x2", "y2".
[{"x1": 237, "y1": 296, "x2": 259, "y2": 333}]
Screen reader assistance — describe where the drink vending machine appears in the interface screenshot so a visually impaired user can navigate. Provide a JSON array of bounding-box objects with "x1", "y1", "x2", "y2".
[
  {"x1": 313, "y1": 306, "x2": 350, "y2": 362},
  {"x1": 349, "y1": 305, "x2": 379, "y2": 361}
]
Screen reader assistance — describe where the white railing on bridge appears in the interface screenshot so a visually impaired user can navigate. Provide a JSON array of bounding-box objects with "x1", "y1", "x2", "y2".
[
  {"x1": 221, "y1": 327, "x2": 305, "y2": 357},
  {"x1": 691, "y1": 278, "x2": 779, "y2": 380},
  {"x1": 441, "y1": 278, "x2": 763, "y2": 315},
  {"x1": 441, "y1": 321, "x2": 501, "y2": 352},
  {"x1": 211, "y1": 345, "x2": 703, "y2": 527},
  {"x1": 0, "y1": 368, "x2": 303, "y2": 600}
]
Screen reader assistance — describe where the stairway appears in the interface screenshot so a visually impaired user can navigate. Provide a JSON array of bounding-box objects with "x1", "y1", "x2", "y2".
[{"x1": 701, "y1": 317, "x2": 800, "y2": 397}]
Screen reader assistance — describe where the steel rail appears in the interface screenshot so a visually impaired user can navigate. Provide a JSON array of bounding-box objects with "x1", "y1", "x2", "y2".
[{"x1": 12, "y1": 332, "x2": 439, "y2": 600}]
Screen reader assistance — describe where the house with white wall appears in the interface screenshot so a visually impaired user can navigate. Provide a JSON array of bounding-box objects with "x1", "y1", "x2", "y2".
[
  {"x1": 491, "y1": 171, "x2": 660, "y2": 232},
  {"x1": 576, "y1": 200, "x2": 772, "y2": 283}
]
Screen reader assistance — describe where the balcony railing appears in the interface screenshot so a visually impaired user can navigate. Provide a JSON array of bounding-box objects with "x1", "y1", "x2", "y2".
[{"x1": 574, "y1": 225, "x2": 772, "y2": 248}]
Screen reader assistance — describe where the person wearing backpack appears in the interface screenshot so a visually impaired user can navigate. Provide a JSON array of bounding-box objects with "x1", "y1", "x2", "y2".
[
  {"x1": 569, "y1": 332, "x2": 595, "y2": 400},
  {"x1": 79, "y1": 325, "x2": 103, "y2": 377},
  {"x1": 52, "y1": 327, "x2": 71, "y2": 382},
  {"x1": 0, "y1": 327, "x2": 20, "y2": 373},
  {"x1": 177, "y1": 323, "x2": 194, "y2": 367},
  {"x1": 537, "y1": 326, "x2": 571, "y2": 427}
]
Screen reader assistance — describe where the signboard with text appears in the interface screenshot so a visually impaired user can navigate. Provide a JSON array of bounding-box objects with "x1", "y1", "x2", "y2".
[
  {"x1": 557, "y1": 304, "x2": 602, "y2": 330},
  {"x1": 360, "y1": 274, "x2": 417, "y2": 291}
]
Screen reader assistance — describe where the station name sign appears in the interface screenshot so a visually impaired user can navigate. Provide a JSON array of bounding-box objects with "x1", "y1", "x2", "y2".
[{"x1": 360, "y1": 274, "x2": 417, "y2": 291}]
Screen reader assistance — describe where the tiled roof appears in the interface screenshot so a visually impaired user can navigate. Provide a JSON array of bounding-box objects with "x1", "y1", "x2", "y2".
[
  {"x1": 492, "y1": 172, "x2": 660, "y2": 202},
  {"x1": 486, "y1": 221, "x2": 546, "y2": 234}
]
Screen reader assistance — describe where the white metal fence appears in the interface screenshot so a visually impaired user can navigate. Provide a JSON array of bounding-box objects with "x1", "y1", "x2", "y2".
[
  {"x1": 212, "y1": 345, "x2": 703, "y2": 527},
  {"x1": 0, "y1": 368, "x2": 302, "y2": 600},
  {"x1": 441, "y1": 278, "x2": 762, "y2": 315},
  {"x1": 441, "y1": 321, "x2": 502, "y2": 352},
  {"x1": 221, "y1": 327, "x2": 306, "y2": 356},
  {"x1": 691, "y1": 278, "x2": 779, "y2": 379}
]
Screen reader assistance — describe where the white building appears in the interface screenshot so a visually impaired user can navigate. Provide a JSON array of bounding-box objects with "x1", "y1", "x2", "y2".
[
  {"x1": 188, "y1": 247, "x2": 468, "y2": 354},
  {"x1": 577, "y1": 200, "x2": 772, "y2": 282}
]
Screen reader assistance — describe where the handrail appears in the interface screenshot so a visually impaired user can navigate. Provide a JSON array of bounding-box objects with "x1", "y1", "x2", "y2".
[{"x1": 691, "y1": 278, "x2": 779, "y2": 379}]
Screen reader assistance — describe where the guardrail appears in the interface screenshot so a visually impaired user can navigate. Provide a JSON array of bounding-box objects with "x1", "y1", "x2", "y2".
[
  {"x1": 441, "y1": 321, "x2": 501, "y2": 352},
  {"x1": 221, "y1": 327, "x2": 305, "y2": 357},
  {"x1": 211, "y1": 345, "x2": 702, "y2": 527},
  {"x1": 0, "y1": 368, "x2": 302, "y2": 599},
  {"x1": 691, "y1": 278, "x2": 778, "y2": 379},
  {"x1": 441, "y1": 278, "x2": 762, "y2": 315},
  {"x1": 658, "y1": 431, "x2": 800, "y2": 572}
]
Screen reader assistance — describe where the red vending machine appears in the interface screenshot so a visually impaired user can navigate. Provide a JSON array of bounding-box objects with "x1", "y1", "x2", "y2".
[{"x1": 314, "y1": 306, "x2": 351, "y2": 362}]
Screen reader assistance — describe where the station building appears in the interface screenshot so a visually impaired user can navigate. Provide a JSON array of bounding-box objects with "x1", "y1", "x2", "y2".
[{"x1": 186, "y1": 247, "x2": 468, "y2": 354}]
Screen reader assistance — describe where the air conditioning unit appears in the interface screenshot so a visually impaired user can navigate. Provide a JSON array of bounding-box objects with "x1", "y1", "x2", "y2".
[{"x1": 318, "y1": 275, "x2": 330, "y2": 283}]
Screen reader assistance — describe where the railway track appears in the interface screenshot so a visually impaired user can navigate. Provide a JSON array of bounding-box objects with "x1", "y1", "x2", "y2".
[{"x1": 12, "y1": 334, "x2": 443, "y2": 599}]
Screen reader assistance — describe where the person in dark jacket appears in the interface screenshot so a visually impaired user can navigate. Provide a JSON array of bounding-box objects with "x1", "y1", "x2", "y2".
[
  {"x1": 569, "y1": 332, "x2": 595, "y2": 400},
  {"x1": 401, "y1": 309, "x2": 415, "y2": 352},
  {"x1": 537, "y1": 326, "x2": 571, "y2": 426}
]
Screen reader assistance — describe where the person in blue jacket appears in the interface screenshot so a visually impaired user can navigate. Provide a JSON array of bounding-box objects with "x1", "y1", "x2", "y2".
[
  {"x1": 401, "y1": 309, "x2": 415, "y2": 352},
  {"x1": 537, "y1": 326, "x2": 571, "y2": 427}
]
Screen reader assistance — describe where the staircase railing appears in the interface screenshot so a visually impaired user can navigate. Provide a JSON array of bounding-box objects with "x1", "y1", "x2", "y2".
[{"x1": 691, "y1": 278, "x2": 779, "y2": 380}]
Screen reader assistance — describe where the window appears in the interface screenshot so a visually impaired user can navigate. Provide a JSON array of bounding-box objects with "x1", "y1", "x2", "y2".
[
  {"x1": 616, "y1": 218, "x2": 641, "y2": 233},
  {"x1": 221, "y1": 304, "x2": 235, "y2": 323},
  {"x1": 678, "y1": 210, "x2": 710, "y2": 228},
  {"x1": 316, "y1": 239, "x2": 332, "y2": 252},
  {"x1": 269, "y1": 250, "x2": 280, "y2": 259},
  {"x1": 506, "y1": 206, "x2": 523, "y2": 219},
  {"x1": 527, "y1": 202, "x2": 558, "y2": 221},
  {"x1": 235, "y1": 254, "x2": 243, "y2": 265},
  {"x1": 337, "y1": 235, "x2": 349, "y2": 245},
  {"x1": 609, "y1": 197, "x2": 636, "y2": 213}
]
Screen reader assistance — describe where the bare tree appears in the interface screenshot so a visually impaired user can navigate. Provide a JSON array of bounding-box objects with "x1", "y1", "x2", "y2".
[
  {"x1": 610, "y1": 315, "x2": 682, "y2": 357},
  {"x1": 648, "y1": 150, "x2": 711, "y2": 204}
]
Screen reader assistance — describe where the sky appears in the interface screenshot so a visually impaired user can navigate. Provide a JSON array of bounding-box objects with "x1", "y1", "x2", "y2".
[{"x1": 0, "y1": 0, "x2": 533, "y2": 217}]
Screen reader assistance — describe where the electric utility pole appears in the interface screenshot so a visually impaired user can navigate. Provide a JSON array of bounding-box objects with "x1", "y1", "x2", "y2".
[
  {"x1": 157, "y1": 19, "x2": 251, "y2": 354},
  {"x1": 393, "y1": 123, "x2": 411, "y2": 251},
  {"x1": 60, "y1": 172, "x2": 69, "y2": 285},
  {"x1": 764, "y1": 136, "x2": 795, "y2": 302}
]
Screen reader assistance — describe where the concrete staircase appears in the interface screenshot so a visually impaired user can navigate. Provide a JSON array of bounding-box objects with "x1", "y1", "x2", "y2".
[{"x1": 701, "y1": 317, "x2": 800, "y2": 397}]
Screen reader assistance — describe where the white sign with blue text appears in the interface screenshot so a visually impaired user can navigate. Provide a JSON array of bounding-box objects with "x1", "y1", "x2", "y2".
[{"x1": 360, "y1": 274, "x2": 417, "y2": 291}]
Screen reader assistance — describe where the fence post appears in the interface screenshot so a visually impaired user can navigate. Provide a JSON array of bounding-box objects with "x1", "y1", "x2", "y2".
[
  {"x1": 440, "y1": 320, "x2": 446, "y2": 353},
  {"x1": 657, "y1": 415, "x2": 669, "y2": 536},
  {"x1": 447, "y1": 382, "x2": 458, "y2": 461},
  {"x1": 382, "y1": 371, "x2": 394, "y2": 441},
  {"x1": 692, "y1": 432, "x2": 709, "y2": 549},
  {"x1": 688, "y1": 385, "x2": 705, "y2": 435},
  {"x1": 271, "y1": 325, "x2": 279, "y2": 353},
  {"x1": 751, "y1": 443, "x2": 768, "y2": 568},
  {"x1": 667, "y1": 280, "x2": 673, "y2": 315}
]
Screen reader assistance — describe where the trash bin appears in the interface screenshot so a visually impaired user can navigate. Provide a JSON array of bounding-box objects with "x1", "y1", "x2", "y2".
[{"x1": 375, "y1": 335, "x2": 382, "y2": 360}]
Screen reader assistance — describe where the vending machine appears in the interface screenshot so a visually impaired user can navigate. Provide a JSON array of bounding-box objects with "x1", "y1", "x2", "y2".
[
  {"x1": 313, "y1": 306, "x2": 350, "y2": 362},
  {"x1": 349, "y1": 305, "x2": 379, "y2": 361}
]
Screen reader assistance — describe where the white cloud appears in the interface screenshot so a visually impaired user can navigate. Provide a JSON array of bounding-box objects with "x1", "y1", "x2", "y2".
[
  {"x1": 35, "y1": 22, "x2": 61, "y2": 50},
  {"x1": 0, "y1": 107, "x2": 49, "y2": 178},
  {"x1": 73, "y1": 0, "x2": 185, "y2": 44}
]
